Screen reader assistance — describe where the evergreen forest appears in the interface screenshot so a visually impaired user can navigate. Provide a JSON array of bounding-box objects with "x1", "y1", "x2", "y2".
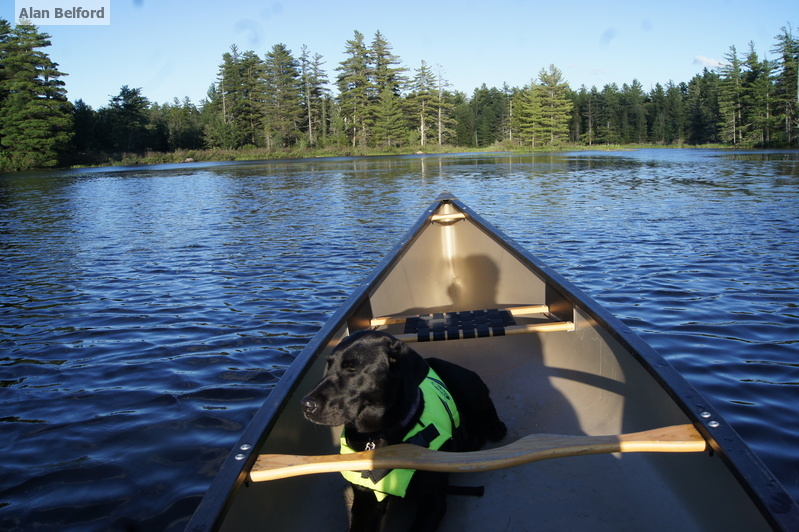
[{"x1": 1, "y1": 20, "x2": 798, "y2": 172}]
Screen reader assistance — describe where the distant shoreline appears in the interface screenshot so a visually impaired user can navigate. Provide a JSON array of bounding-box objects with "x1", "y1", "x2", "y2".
[{"x1": 65, "y1": 143, "x2": 743, "y2": 170}]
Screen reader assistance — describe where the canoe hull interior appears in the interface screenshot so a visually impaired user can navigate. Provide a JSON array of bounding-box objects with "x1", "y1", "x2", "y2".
[
  {"x1": 218, "y1": 330, "x2": 769, "y2": 531},
  {"x1": 190, "y1": 196, "x2": 794, "y2": 531}
]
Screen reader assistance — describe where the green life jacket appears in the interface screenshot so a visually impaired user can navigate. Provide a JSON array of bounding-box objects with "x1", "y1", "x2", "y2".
[{"x1": 340, "y1": 367, "x2": 460, "y2": 501}]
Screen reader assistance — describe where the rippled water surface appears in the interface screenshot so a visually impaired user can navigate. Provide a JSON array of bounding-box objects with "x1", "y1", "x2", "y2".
[{"x1": 1, "y1": 149, "x2": 798, "y2": 530}]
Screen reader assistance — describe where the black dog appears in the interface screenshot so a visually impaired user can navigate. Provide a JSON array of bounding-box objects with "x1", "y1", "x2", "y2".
[{"x1": 301, "y1": 330, "x2": 507, "y2": 531}]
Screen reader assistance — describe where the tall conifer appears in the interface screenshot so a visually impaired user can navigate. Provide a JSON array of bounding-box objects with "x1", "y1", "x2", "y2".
[
  {"x1": 771, "y1": 26, "x2": 799, "y2": 146},
  {"x1": 299, "y1": 45, "x2": 329, "y2": 147},
  {"x1": 207, "y1": 46, "x2": 247, "y2": 148},
  {"x1": 536, "y1": 65, "x2": 573, "y2": 145},
  {"x1": 263, "y1": 43, "x2": 301, "y2": 148},
  {"x1": 107, "y1": 85, "x2": 149, "y2": 152},
  {"x1": 435, "y1": 66, "x2": 456, "y2": 146},
  {"x1": 409, "y1": 60, "x2": 436, "y2": 146},
  {"x1": 369, "y1": 31, "x2": 405, "y2": 96},
  {"x1": 371, "y1": 86, "x2": 405, "y2": 147},
  {"x1": 0, "y1": 21, "x2": 72, "y2": 170},
  {"x1": 574, "y1": 85, "x2": 599, "y2": 145},
  {"x1": 337, "y1": 31, "x2": 371, "y2": 147},
  {"x1": 237, "y1": 50, "x2": 267, "y2": 146},
  {"x1": 470, "y1": 85, "x2": 509, "y2": 146},
  {"x1": 741, "y1": 43, "x2": 777, "y2": 146},
  {"x1": 718, "y1": 46, "x2": 744, "y2": 145},
  {"x1": 512, "y1": 82, "x2": 543, "y2": 147},
  {"x1": 620, "y1": 80, "x2": 647, "y2": 143},
  {"x1": 686, "y1": 70, "x2": 721, "y2": 144}
]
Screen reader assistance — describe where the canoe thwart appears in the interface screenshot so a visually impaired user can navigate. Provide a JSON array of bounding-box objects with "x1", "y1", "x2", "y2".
[
  {"x1": 250, "y1": 424, "x2": 707, "y2": 483},
  {"x1": 371, "y1": 306, "x2": 574, "y2": 342},
  {"x1": 370, "y1": 305, "x2": 551, "y2": 327}
]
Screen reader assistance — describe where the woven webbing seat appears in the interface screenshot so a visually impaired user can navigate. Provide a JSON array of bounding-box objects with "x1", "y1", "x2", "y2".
[{"x1": 403, "y1": 308, "x2": 516, "y2": 342}]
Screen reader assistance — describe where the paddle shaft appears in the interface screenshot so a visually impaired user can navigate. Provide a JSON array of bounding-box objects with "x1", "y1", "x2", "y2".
[{"x1": 250, "y1": 424, "x2": 706, "y2": 482}]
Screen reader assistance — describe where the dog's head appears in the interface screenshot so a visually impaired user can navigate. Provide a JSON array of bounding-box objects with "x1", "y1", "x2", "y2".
[{"x1": 300, "y1": 330, "x2": 429, "y2": 433}]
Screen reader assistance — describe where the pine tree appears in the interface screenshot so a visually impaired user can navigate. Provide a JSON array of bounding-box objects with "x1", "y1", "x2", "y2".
[
  {"x1": 327, "y1": 96, "x2": 348, "y2": 146},
  {"x1": 207, "y1": 46, "x2": 246, "y2": 148},
  {"x1": 371, "y1": 86, "x2": 405, "y2": 147},
  {"x1": 0, "y1": 19, "x2": 11, "y2": 109},
  {"x1": 0, "y1": 19, "x2": 14, "y2": 160},
  {"x1": 470, "y1": 85, "x2": 509, "y2": 146},
  {"x1": 203, "y1": 82, "x2": 237, "y2": 149},
  {"x1": 536, "y1": 65, "x2": 573, "y2": 145},
  {"x1": 237, "y1": 50, "x2": 267, "y2": 146},
  {"x1": 158, "y1": 96, "x2": 202, "y2": 151},
  {"x1": 207, "y1": 46, "x2": 268, "y2": 148},
  {"x1": 664, "y1": 81, "x2": 687, "y2": 144},
  {"x1": 718, "y1": 46, "x2": 744, "y2": 145},
  {"x1": 434, "y1": 66, "x2": 456, "y2": 146},
  {"x1": 71, "y1": 98, "x2": 97, "y2": 152},
  {"x1": 596, "y1": 83, "x2": 621, "y2": 144},
  {"x1": 512, "y1": 81, "x2": 543, "y2": 147},
  {"x1": 574, "y1": 85, "x2": 599, "y2": 145},
  {"x1": 368, "y1": 32, "x2": 406, "y2": 147},
  {"x1": 369, "y1": 31, "x2": 405, "y2": 96},
  {"x1": 0, "y1": 21, "x2": 72, "y2": 170},
  {"x1": 741, "y1": 42, "x2": 776, "y2": 146},
  {"x1": 106, "y1": 85, "x2": 150, "y2": 152},
  {"x1": 409, "y1": 60, "x2": 436, "y2": 146},
  {"x1": 145, "y1": 101, "x2": 169, "y2": 152},
  {"x1": 218, "y1": 48, "x2": 239, "y2": 134},
  {"x1": 299, "y1": 45, "x2": 329, "y2": 147},
  {"x1": 771, "y1": 26, "x2": 799, "y2": 147},
  {"x1": 337, "y1": 31, "x2": 372, "y2": 147},
  {"x1": 620, "y1": 80, "x2": 647, "y2": 143},
  {"x1": 263, "y1": 43, "x2": 301, "y2": 148},
  {"x1": 588, "y1": 86, "x2": 602, "y2": 144},
  {"x1": 500, "y1": 83, "x2": 515, "y2": 143},
  {"x1": 454, "y1": 96, "x2": 475, "y2": 146},
  {"x1": 686, "y1": 70, "x2": 721, "y2": 145}
]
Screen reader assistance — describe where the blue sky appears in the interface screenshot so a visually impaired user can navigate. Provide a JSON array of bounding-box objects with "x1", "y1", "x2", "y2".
[{"x1": 2, "y1": 0, "x2": 795, "y2": 109}]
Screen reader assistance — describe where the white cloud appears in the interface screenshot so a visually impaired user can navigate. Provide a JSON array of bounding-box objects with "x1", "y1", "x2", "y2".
[{"x1": 693, "y1": 55, "x2": 726, "y2": 69}]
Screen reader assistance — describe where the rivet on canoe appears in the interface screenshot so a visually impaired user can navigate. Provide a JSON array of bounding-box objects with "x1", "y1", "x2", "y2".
[
  {"x1": 235, "y1": 454, "x2": 246, "y2": 461},
  {"x1": 240, "y1": 444, "x2": 252, "y2": 451},
  {"x1": 708, "y1": 421, "x2": 720, "y2": 428},
  {"x1": 700, "y1": 411, "x2": 712, "y2": 419}
]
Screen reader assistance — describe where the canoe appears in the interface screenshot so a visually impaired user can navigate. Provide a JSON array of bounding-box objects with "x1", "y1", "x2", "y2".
[{"x1": 187, "y1": 193, "x2": 799, "y2": 531}]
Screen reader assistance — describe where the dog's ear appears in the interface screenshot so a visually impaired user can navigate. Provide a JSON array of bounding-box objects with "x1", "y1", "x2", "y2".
[{"x1": 386, "y1": 334, "x2": 429, "y2": 386}]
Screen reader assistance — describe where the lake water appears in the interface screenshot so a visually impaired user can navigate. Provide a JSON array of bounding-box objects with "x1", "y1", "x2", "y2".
[{"x1": 1, "y1": 149, "x2": 798, "y2": 530}]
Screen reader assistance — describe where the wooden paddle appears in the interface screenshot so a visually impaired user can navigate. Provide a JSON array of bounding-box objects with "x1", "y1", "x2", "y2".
[{"x1": 250, "y1": 424, "x2": 706, "y2": 482}]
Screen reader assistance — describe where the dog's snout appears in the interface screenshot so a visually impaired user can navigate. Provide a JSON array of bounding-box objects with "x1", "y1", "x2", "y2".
[{"x1": 301, "y1": 396, "x2": 318, "y2": 415}]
